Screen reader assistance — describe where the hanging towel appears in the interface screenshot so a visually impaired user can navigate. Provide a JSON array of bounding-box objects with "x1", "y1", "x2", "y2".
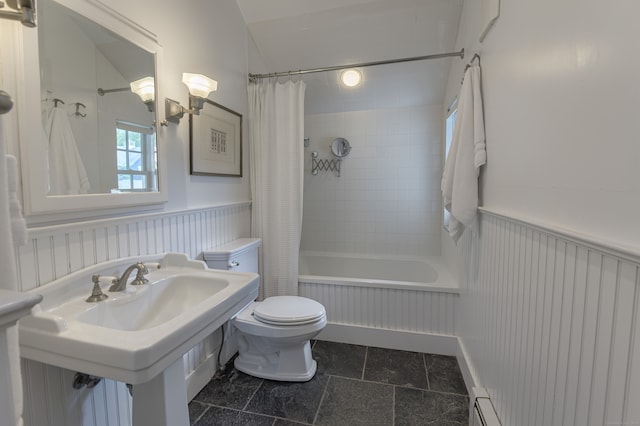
[
  {"x1": 0, "y1": 119, "x2": 25, "y2": 426},
  {"x1": 5, "y1": 155, "x2": 27, "y2": 246},
  {"x1": 441, "y1": 65, "x2": 486, "y2": 242},
  {"x1": 47, "y1": 106, "x2": 90, "y2": 195}
]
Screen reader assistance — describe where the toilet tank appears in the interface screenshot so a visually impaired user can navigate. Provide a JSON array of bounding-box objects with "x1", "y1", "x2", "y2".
[{"x1": 203, "y1": 238, "x2": 261, "y2": 273}]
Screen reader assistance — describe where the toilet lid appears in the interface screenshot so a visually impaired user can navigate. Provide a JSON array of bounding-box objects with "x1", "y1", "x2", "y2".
[{"x1": 253, "y1": 296, "x2": 326, "y2": 325}]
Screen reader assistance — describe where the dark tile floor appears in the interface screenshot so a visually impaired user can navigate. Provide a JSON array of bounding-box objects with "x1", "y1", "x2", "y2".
[{"x1": 189, "y1": 341, "x2": 469, "y2": 425}]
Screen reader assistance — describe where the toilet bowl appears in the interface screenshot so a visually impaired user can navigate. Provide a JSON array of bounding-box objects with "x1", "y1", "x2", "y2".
[
  {"x1": 232, "y1": 295, "x2": 327, "y2": 382},
  {"x1": 203, "y1": 239, "x2": 326, "y2": 382}
]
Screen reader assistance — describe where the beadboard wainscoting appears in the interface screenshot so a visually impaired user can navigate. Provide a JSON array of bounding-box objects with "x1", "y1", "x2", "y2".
[
  {"x1": 19, "y1": 202, "x2": 251, "y2": 426},
  {"x1": 459, "y1": 209, "x2": 640, "y2": 426},
  {"x1": 299, "y1": 281, "x2": 460, "y2": 356}
]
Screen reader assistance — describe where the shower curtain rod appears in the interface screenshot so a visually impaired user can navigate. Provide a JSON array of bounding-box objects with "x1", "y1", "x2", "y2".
[{"x1": 248, "y1": 48, "x2": 465, "y2": 81}]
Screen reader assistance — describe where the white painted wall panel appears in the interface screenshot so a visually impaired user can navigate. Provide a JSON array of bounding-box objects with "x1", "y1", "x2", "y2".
[
  {"x1": 460, "y1": 211, "x2": 640, "y2": 426},
  {"x1": 20, "y1": 203, "x2": 250, "y2": 426},
  {"x1": 299, "y1": 281, "x2": 458, "y2": 336}
]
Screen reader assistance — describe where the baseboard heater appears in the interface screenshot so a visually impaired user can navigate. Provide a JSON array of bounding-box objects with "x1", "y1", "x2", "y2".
[{"x1": 471, "y1": 387, "x2": 501, "y2": 426}]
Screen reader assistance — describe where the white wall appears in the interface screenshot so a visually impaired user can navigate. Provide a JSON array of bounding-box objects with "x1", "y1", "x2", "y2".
[
  {"x1": 105, "y1": 0, "x2": 253, "y2": 210},
  {"x1": 445, "y1": 0, "x2": 640, "y2": 424},
  {"x1": 458, "y1": 212, "x2": 640, "y2": 426},
  {"x1": 302, "y1": 106, "x2": 443, "y2": 257},
  {"x1": 444, "y1": 0, "x2": 640, "y2": 251}
]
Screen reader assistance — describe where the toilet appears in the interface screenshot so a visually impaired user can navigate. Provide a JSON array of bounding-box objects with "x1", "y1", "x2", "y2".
[{"x1": 203, "y1": 238, "x2": 327, "y2": 382}]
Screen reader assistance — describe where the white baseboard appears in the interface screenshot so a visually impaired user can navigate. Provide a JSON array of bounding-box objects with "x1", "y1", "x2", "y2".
[
  {"x1": 317, "y1": 323, "x2": 459, "y2": 356},
  {"x1": 187, "y1": 323, "x2": 479, "y2": 404},
  {"x1": 456, "y1": 338, "x2": 479, "y2": 394}
]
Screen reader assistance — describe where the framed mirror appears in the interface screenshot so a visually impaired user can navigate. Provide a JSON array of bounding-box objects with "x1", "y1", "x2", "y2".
[{"x1": 16, "y1": 0, "x2": 167, "y2": 216}]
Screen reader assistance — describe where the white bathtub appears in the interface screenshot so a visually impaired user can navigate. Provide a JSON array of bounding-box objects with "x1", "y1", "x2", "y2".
[
  {"x1": 298, "y1": 251, "x2": 460, "y2": 355},
  {"x1": 298, "y1": 251, "x2": 458, "y2": 293}
]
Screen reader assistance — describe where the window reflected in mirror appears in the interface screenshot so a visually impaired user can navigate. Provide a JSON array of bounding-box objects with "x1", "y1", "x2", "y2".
[{"x1": 115, "y1": 121, "x2": 157, "y2": 192}]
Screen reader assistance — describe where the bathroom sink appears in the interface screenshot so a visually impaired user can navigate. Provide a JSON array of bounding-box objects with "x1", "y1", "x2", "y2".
[
  {"x1": 75, "y1": 274, "x2": 229, "y2": 331},
  {"x1": 18, "y1": 253, "x2": 259, "y2": 385}
]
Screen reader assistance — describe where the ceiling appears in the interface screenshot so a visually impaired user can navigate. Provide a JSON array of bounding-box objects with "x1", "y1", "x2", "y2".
[{"x1": 236, "y1": 0, "x2": 464, "y2": 114}]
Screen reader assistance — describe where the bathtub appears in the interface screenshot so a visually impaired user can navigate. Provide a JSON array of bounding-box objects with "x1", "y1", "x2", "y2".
[
  {"x1": 298, "y1": 251, "x2": 458, "y2": 292},
  {"x1": 297, "y1": 251, "x2": 460, "y2": 355}
]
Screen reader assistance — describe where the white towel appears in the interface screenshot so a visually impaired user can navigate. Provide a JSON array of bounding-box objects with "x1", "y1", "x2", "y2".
[
  {"x1": 0, "y1": 119, "x2": 25, "y2": 426},
  {"x1": 441, "y1": 65, "x2": 486, "y2": 242},
  {"x1": 5, "y1": 155, "x2": 27, "y2": 246},
  {"x1": 47, "y1": 106, "x2": 90, "y2": 195}
]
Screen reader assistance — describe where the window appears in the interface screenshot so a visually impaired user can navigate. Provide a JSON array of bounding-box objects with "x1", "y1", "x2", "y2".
[
  {"x1": 444, "y1": 102, "x2": 457, "y2": 229},
  {"x1": 445, "y1": 108, "x2": 457, "y2": 159},
  {"x1": 116, "y1": 121, "x2": 157, "y2": 191}
]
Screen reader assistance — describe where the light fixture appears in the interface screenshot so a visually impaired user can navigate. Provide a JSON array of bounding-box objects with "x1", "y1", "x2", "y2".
[
  {"x1": 0, "y1": 0, "x2": 36, "y2": 28},
  {"x1": 130, "y1": 76, "x2": 155, "y2": 112},
  {"x1": 340, "y1": 69, "x2": 362, "y2": 87},
  {"x1": 97, "y1": 76, "x2": 155, "y2": 112},
  {"x1": 164, "y1": 73, "x2": 217, "y2": 124}
]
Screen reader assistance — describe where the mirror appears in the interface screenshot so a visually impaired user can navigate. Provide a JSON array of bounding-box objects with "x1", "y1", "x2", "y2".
[
  {"x1": 39, "y1": 0, "x2": 157, "y2": 195},
  {"x1": 331, "y1": 137, "x2": 351, "y2": 158},
  {"x1": 17, "y1": 0, "x2": 167, "y2": 215}
]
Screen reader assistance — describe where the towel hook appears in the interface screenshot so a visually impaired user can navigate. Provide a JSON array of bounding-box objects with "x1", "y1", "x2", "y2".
[
  {"x1": 53, "y1": 98, "x2": 65, "y2": 107},
  {"x1": 464, "y1": 53, "x2": 481, "y2": 72},
  {"x1": 74, "y1": 102, "x2": 87, "y2": 118},
  {"x1": 461, "y1": 53, "x2": 482, "y2": 84}
]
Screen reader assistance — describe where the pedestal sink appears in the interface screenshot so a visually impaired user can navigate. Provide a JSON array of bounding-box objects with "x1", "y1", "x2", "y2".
[{"x1": 18, "y1": 253, "x2": 259, "y2": 426}]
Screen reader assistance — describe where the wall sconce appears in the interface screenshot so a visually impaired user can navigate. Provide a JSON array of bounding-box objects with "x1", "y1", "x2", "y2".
[
  {"x1": 164, "y1": 73, "x2": 217, "y2": 124},
  {"x1": 0, "y1": 0, "x2": 36, "y2": 28},
  {"x1": 130, "y1": 77, "x2": 155, "y2": 112},
  {"x1": 98, "y1": 76, "x2": 155, "y2": 112}
]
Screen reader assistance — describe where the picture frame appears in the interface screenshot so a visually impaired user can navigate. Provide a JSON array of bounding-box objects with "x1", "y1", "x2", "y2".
[{"x1": 189, "y1": 99, "x2": 242, "y2": 177}]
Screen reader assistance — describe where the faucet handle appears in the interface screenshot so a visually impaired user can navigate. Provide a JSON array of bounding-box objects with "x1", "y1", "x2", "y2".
[
  {"x1": 86, "y1": 275, "x2": 109, "y2": 303},
  {"x1": 138, "y1": 262, "x2": 149, "y2": 274},
  {"x1": 130, "y1": 262, "x2": 149, "y2": 286}
]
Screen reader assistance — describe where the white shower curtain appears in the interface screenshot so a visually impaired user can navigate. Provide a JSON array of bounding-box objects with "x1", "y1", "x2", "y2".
[{"x1": 248, "y1": 80, "x2": 306, "y2": 299}]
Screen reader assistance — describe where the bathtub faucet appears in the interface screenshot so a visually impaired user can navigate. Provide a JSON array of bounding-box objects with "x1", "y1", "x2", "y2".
[{"x1": 109, "y1": 262, "x2": 149, "y2": 292}]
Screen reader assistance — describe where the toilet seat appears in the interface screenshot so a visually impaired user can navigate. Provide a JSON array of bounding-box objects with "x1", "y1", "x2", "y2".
[{"x1": 253, "y1": 296, "x2": 326, "y2": 326}]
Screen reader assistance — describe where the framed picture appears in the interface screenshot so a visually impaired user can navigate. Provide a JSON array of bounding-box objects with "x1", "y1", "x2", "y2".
[{"x1": 189, "y1": 99, "x2": 242, "y2": 177}]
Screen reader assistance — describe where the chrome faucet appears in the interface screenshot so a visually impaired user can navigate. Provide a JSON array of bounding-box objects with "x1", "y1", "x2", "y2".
[{"x1": 109, "y1": 262, "x2": 149, "y2": 292}]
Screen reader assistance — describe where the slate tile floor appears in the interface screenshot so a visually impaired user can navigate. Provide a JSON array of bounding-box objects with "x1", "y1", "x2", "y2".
[{"x1": 189, "y1": 341, "x2": 469, "y2": 425}]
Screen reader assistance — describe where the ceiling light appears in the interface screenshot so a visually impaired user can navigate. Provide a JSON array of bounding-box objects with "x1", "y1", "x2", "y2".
[{"x1": 341, "y1": 69, "x2": 361, "y2": 87}]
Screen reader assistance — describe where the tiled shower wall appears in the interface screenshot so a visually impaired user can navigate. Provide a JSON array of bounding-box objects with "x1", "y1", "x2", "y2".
[
  {"x1": 302, "y1": 105, "x2": 443, "y2": 257},
  {"x1": 18, "y1": 202, "x2": 251, "y2": 426}
]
